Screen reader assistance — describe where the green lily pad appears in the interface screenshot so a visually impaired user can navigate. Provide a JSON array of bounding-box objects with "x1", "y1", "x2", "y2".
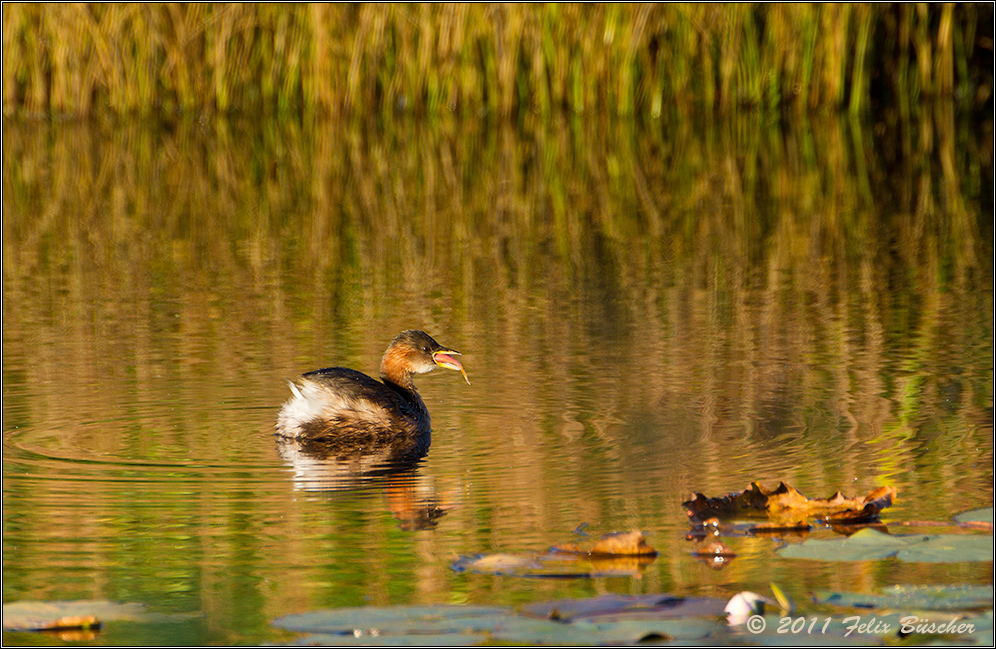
[
  {"x1": 896, "y1": 534, "x2": 994, "y2": 563},
  {"x1": 577, "y1": 617, "x2": 724, "y2": 643},
  {"x1": 520, "y1": 594, "x2": 726, "y2": 622},
  {"x1": 815, "y1": 585, "x2": 994, "y2": 611},
  {"x1": 268, "y1": 597, "x2": 993, "y2": 647},
  {"x1": 270, "y1": 601, "x2": 726, "y2": 646},
  {"x1": 951, "y1": 609, "x2": 994, "y2": 646},
  {"x1": 488, "y1": 615, "x2": 722, "y2": 645},
  {"x1": 271, "y1": 605, "x2": 510, "y2": 636},
  {"x1": 276, "y1": 632, "x2": 486, "y2": 646},
  {"x1": 955, "y1": 507, "x2": 994, "y2": 525},
  {"x1": 485, "y1": 616, "x2": 617, "y2": 645},
  {"x1": 778, "y1": 528, "x2": 917, "y2": 561},
  {"x1": 777, "y1": 528, "x2": 994, "y2": 563}
]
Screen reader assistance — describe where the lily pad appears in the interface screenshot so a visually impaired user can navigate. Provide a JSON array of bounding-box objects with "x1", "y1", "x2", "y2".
[
  {"x1": 268, "y1": 597, "x2": 994, "y2": 647},
  {"x1": 269, "y1": 597, "x2": 735, "y2": 647},
  {"x1": 814, "y1": 585, "x2": 994, "y2": 611},
  {"x1": 552, "y1": 617, "x2": 723, "y2": 644},
  {"x1": 950, "y1": 609, "x2": 993, "y2": 646},
  {"x1": 277, "y1": 632, "x2": 486, "y2": 646},
  {"x1": 777, "y1": 528, "x2": 994, "y2": 563},
  {"x1": 520, "y1": 594, "x2": 726, "y2": 622},
  {"x1": 955, "y1": 507, "x2": 994, "y2": 525},
  {"x1": 272, "y1": 605, "x2": 510, "y2": 636},
  {"x1": 270, "y1": 605, "x2": 723, "y2": 646},
  {"x1": 483, "y1": 616, "x2": 618, "y2": 645},
  {"x1": 486, "y1": 616, "x2": 722, "y2": 645},
  {"x1": 896, "y1": 534, "x2": 995, "y2": 563}
]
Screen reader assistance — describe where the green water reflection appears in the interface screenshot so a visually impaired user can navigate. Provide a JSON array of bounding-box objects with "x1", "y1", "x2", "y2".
[{"x1": 2, "y1": 106, "x2": 992, "y2": 645}]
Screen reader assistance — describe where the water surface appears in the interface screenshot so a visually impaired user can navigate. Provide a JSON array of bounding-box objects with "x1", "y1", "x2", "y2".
[{"x1": 3, "y1": 107, "x2": 993, "y2": 645}]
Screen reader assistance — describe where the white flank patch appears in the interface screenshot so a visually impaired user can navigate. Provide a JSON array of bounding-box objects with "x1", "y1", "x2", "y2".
[{"x1": 275, "y1": 378, "x2": 395, "y2": 437}]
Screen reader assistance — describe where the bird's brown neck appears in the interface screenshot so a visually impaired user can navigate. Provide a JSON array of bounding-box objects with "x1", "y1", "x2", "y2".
[
  {"x1": 380, "y1": 357, "x2": 430, "y2": 427},
  {"x1": 380, "y1": 346, "x2": 417, "y2": 392}
]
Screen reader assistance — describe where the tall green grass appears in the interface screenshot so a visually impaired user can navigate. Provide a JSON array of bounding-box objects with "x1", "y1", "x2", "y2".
[{"x1": 2, "y1": 3, "x2": 992, "y2": 117}]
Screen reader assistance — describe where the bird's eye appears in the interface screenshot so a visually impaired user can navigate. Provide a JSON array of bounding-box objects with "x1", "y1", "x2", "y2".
[{"x1": 423, "y1": 346, "x2": 430, "y2": 352}]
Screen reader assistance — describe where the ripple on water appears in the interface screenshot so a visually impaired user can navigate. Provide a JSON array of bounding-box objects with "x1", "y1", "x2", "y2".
[{"x1": 3, "y1": 386, "x2": 302, "y2": 493}]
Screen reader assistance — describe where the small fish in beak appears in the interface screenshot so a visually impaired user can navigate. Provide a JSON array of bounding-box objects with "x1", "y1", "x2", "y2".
[{"x1": 433, "y1": 350, "x2": 470, "y2": 385}]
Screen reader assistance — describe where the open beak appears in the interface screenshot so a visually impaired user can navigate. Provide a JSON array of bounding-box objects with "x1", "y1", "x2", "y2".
[{"x1": 433, "y1": 350, "x2": 470, "y2": 385}]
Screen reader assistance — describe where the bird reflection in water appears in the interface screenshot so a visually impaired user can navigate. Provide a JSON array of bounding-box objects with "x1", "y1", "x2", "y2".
[{"x1": 276, "y1": 437, "x2": 449, "y2": 530}]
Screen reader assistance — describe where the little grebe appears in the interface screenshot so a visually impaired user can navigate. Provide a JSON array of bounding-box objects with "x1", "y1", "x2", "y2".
[{"x1": 276, "y1": 330, "x2": 469, "y2": 443}]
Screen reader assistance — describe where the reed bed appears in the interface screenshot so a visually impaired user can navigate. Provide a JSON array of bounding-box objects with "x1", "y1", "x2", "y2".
[{"x1": 3, "y1": 3, "x2": 991, "y2": 117}]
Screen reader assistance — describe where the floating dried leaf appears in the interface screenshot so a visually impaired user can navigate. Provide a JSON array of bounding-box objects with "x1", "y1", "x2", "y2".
[
  {"x1": 453, "y1": 531, "x2": 657, "y2": 578},
  {"x1": 683, "y1": 481, "x2": 896, "y2": 524},
  {"x1": 589, "y1": 530, "x2": 658, "y2": 556},
  {"x1": 692, "y1": 540, "x2": 736, "y2": 558}
]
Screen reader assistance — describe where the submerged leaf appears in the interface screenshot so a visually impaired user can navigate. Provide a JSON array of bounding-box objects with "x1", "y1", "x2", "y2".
[{"x1": 683, "y1": 481, "x2": 896, "y2": 524}]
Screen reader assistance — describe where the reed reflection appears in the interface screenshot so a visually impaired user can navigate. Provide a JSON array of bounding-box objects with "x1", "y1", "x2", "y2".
[{"x1": 3, "y1": 108, "x2": 991, "y2": 485}]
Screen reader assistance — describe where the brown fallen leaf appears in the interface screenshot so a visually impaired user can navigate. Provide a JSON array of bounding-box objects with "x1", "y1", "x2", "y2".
[
  {"x1": 453, "y1": 530, "x2": 658, "y2": 579},
  {"x1": 693, "y1": 540, "x2": 736, "y2": 558},
  {"x1": 823, "y1": 486, "x2": 896, "y2": 523},
  {"x1": 590, "y1": 530, "x2": 658, "y2": 556},
  {"x1": 453, "y1": 550, "x2": 654, "y2": 579},
  {"x1": 683, "y1": 482, "x2": 896, "y2": 524},
  {"x1": 3, "y1": 614, "x2": 100, "y2": 633},
  {"x1": 747, "y1": 520, "x2": 812, "y2": 533},
  {"x1": 691, "y1": 540, "x2": 737, "y2": 569},
  {"x1": 554, "y1": 530, "x2": 658, "y2": 557},
  {"x1": 2, "y1": 599, "x2": 200, "y2": 638}
]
